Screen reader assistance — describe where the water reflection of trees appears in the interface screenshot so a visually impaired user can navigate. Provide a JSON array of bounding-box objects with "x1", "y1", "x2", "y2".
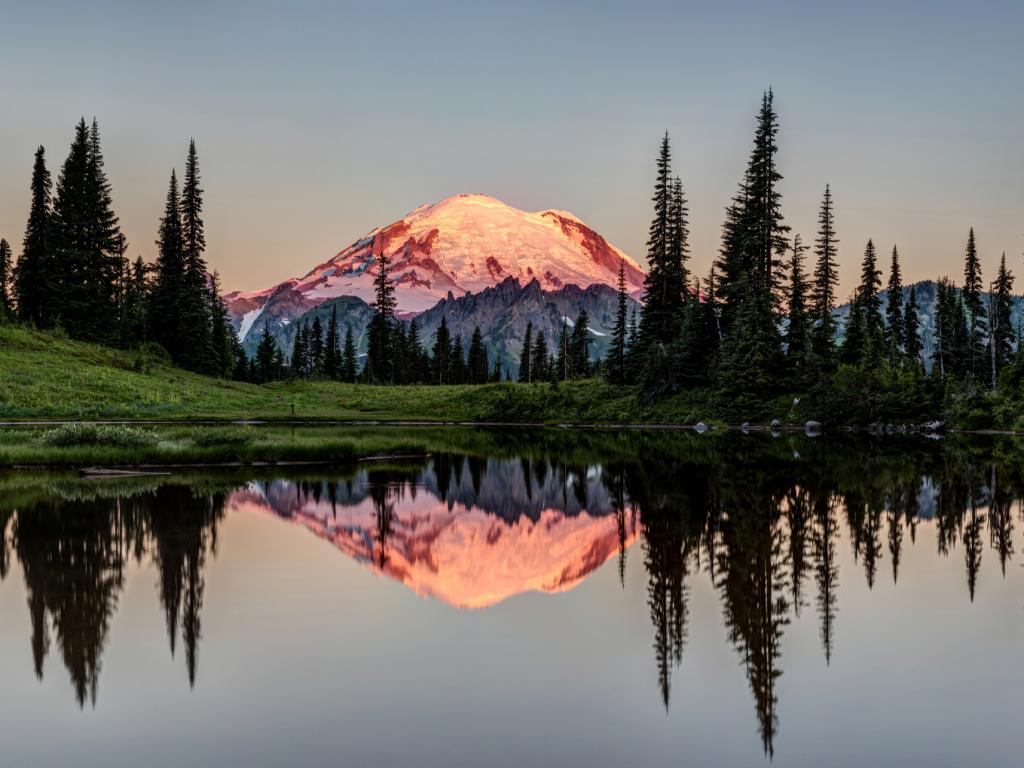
[
  {"x1": 2, "y1": 432, "x2": 1024, "y2": 749},
  {"x1": 2, "y1": 482, "x2": 224, "y2": 706},
  {"x1": 608, "y1": 434, "x2": 1024, "y2": 758}
]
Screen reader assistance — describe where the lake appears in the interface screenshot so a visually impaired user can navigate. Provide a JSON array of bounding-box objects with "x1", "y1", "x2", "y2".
[{"x1": 1, "y1": 428, "x2": 1022, "y2": 767}]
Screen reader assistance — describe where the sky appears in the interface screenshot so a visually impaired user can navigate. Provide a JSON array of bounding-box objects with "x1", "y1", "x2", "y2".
[{"x1": 1, "y1": 0, "x2": 1021, "y2": 299}]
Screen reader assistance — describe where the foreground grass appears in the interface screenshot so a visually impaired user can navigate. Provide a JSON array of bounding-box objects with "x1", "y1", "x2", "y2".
[
  {"x1": 0, "y1": 424, "x2": 444, "y2": 467},
  {"x1": 1, "y1": 324, "x2": 744, "y2": 423}
]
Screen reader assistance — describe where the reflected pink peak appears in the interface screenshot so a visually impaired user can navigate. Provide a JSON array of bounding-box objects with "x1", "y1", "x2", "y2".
[{"x1": 228, "y1": 487, "x2": 637, "y2": 609}]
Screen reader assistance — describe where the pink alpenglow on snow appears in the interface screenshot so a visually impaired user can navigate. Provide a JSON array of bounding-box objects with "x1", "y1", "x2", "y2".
[
  {"x1": 228, "y1": 483, "x2": 637, "y2": 609},
  {"x1": 225, "y1": 194, "x2": 645, "y2": 343}
]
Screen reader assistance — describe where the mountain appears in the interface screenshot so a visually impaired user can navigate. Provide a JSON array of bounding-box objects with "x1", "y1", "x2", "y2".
[
  {"x1": 412, "y1": 277, "x2": 642, "y2": 375},
  {"x1": 834, "y1": 280, "x2": 1024, "y2": 369},
  {"x1": 226, "y1": 193, "x2": 645, "y2": 347},
  {"x1": 246, "y1": 276, "x2": 642, "y2": 373},
  {"x1": 226, "y1": 459, "x2": 636, "y2": 609}
]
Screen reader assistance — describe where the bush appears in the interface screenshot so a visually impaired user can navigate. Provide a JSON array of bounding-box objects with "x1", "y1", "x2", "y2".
[{"x1": 40, "y1": 423, "x2": 160, "y2": 449}]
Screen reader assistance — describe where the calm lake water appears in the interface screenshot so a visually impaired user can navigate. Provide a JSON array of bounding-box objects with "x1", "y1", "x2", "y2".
[{"x1": 1, "y1": 429, "x2": 1022, "y2": 767}]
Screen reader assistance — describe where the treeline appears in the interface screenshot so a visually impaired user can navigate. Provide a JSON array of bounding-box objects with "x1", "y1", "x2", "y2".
[
  {"x1": 249, "y1": 309, "x2": 514, "y2": 385},
  {"x1": 600, "y1": 90, "x2": 1023, "y2": 419},
  {"x1": 249, "y1": 248, "x2": 597, "y2": 385},
  {"x1": 0, "y1": 119, "x2": 242, "y2": 377}
]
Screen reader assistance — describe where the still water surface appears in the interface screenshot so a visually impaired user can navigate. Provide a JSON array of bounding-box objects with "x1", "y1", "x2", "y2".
[{"x1": 1, "y1": 429, "x2": 1022, "y2": 767}]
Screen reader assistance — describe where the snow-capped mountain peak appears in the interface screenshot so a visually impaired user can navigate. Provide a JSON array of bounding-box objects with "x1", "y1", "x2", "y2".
[{"x1": 225, "y1": 193, "x2": 645, "y2": 344}]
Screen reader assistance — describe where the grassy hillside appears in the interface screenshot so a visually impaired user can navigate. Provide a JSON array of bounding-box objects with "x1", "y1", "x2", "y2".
[{"x1": 0, "y1": 325, "x2": 736, "y2": 423}]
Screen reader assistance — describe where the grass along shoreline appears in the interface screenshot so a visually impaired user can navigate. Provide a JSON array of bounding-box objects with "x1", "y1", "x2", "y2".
[{"x1": 5, "y1": 324, "x2": 1022, "y2": 432}]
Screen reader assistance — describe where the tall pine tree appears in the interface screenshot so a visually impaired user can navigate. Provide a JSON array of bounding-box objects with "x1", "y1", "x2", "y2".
[
  {"x1": 990, "y1": 253, "x2": 1015, "y2": 383},
  {"x1": 885, "y1": 245, "x2": 904, "y2": 363},
  {"x1": 638, "y1": 134, "x2": 687, "y2": 352},
  {"x1": 784, "y1": 234, "x2": 810, "y2": 381},
  {"x1": 51, "y1": 118, "x2": 122, "y2": 342},
  {"x1": 365, "y1": 249, "x2": 397, "y2": 383},
  {"x1": 179, "y1": 140, "x2": 215, "y2": 373},
  {"x1": 607, "y1": 259, "x2": 629, "y2": 385},
  {"x1": 14, "y1": 147, "x2": 53, "y2": 326},
  {"x1": 569, "y1": 309, "x2": 591, "y2": 378},
  {"x1": 341, "y1": 326, "x2": 358, "y2": 383},
  {"x1": 324, "y1": 307, "x2": 341, "y2": 379},
  {"x1": 150, "y1": 170, "x2": 186, "y2": 361},
  {"x1": 962, "y1": 228, "x2": 987, "y2": 379},
  {"x1": 518, "y1": 321, "x2": 534, "y2": 383},
  {"x1": 903, "y1": 285, "x2": 922, "y2": 368},
  {"x1": 857, "y1": 239, "x2": 884, "y2": 363},
  {"x1": 810, "y1": 184, "x2": 839, "y2": 368}
]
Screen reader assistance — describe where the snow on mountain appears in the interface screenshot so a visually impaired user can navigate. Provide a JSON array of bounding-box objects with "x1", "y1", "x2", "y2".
[
  {"x1": 226, "y1": 459, "x2": 635, "y2": 609},
  {"x1": 225, "y1": 193, "x2": 645, "y2": 344}
]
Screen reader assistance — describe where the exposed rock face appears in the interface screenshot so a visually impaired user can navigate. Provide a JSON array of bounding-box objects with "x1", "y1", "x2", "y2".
[
  {"x1": 263, "y1": 276, "x2": 642, "y2": 374},
  {"x1": 225, "y1": 193, "x2": 645, "y2": 347}
]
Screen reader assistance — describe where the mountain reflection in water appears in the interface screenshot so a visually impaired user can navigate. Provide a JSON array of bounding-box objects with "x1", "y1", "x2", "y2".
[{"x1": 1, "y1": 431, "x2": 1023, "y2": 763}]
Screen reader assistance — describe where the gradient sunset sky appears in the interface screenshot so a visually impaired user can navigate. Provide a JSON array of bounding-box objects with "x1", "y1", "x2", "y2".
[{"x1": 1, "y1": 0, "x2": 1021, "y2": 298}]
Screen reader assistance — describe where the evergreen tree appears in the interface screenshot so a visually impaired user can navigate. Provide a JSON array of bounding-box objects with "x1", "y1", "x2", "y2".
[
  {"x1": 885, "y1": 245, "x2": 904, "y2": 363},
  {"x1": 715, "y1": 90, "x2": 789, "y2": 393},
  {"x1": 0, "y1": 239, "x2": 11, "y2": 318},
  {"x1": 341, "y1": 326, "x2": 358, "y2": 383},
  {"x1": 745, "y1": 89, "x2": 790, "y2": 298},
  {"x1": 407, "y1": 319, "x2": 428, "y2": 383},
  {"x1": 810, "y1": 184, "x2": 840, "y2": 368},
  {"x1": 638, "y1": 133, "x2": 674, "y2": 345},
  {"x1": 14, "y1": 147, "x2": 53, "y2": 326},
  {"x1": 607, "y1": 258, "x2": 629, "y2": 385},
  {"x1": 324, "y1": 307, "x2": 341, "y2": 379},
  {"x1": 518, "y1": 321, "x2": 534, "y2": 383},
  {"x1": 569, "y1": 309, "x2": 591, "y2": 378},
  {"x1": 432, "y1": 317, "x2": 452, "y2": 384},
  {"x1": 991, "y1": 253, "x2": 1015, "y2": 383},
  {"x1": 556, "y1": 320, "x2": 570, "y2": 380},
  {"x1": 179, "y1": 140, "x2": 215, "y2": 373},
  {"x1": 840, "y1": 299, "x2": 865, "y2": 366},
  {"x1": 291, "y1": 323, "x2": 308, "y2": 377},
  {"x1": 365, "y1": 250, "x2": 397, "y2": 383},
  {"x1": 254, "y1": 324, "x2": 280, "y2": 383},
  {"x1": 51, "y1": 118, "x2": 122, "y2": 342},
  {"x1": 531, "y1": 332, "x2": 549, "y2": 382},
  {"x1": 671, "y1": 274, "x2": 718, "y2": 388},
  {"x1": 119, "y1": 256, "x2": 150, "y2": 347},
  {"x1": 310, "y1": 317, "x2": 325, "y2": 376},
  {"x1": 467, "y1": 326, "x2": 488, "y2": 384},
  {"x1": 932, "y1": 278, "x2": 955, "y2": 377},
  {"x1": 669, "y1": 177, "x2": 690, "y2": 299},
  {"x1": 784, "y1": 234, "x2": 810, "y2": 380},
  {"x1": 717, "y1": 289, "x2": 784, "y2": 413},
  {"x1": 903, "y1": 285, "x2": 923, "y2": 367},
  {"x1": 490, "y1": 358, "x2": 502, "y2": 383},
  {"x1": 450, "y1": 335, "x2": 466, "y2": 384},
  {"x1": 150, "y1": 170, "x2": 186, "y2": 360},
  {"x1": 962, "y1": 228, "x2": 987, "y2": 378},
  {"x1": 857, "y1": 239, "x2": 884, "y2": 362},
  {"x1": 207, "y1": 271, "x2": 236, "y2": 377},
  {"x1": 624, "y1": 306, "x2": 641, "y2": 381}
]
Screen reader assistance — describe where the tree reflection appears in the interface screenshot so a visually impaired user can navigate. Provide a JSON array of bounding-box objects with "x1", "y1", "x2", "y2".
[
  {"x1": 3, "y1": 429, "x2": 1024, "y2": 753},
  {"x1": 596, "y1": 432, "x2": 1024, "y2": 757},
  {"x1": 9, "y1": 482, "x2": 224, "y2": 705}
]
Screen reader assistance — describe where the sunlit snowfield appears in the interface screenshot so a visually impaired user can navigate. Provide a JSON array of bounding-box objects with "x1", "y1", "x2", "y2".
[{"x1": 0, "y1": 430, "x2": 1021, "y2": 767}]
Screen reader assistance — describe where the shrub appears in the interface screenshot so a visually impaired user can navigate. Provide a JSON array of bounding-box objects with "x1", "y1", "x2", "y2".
[{"x1": 39, "y1": 423, "x2": 160, "y2": 449}]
